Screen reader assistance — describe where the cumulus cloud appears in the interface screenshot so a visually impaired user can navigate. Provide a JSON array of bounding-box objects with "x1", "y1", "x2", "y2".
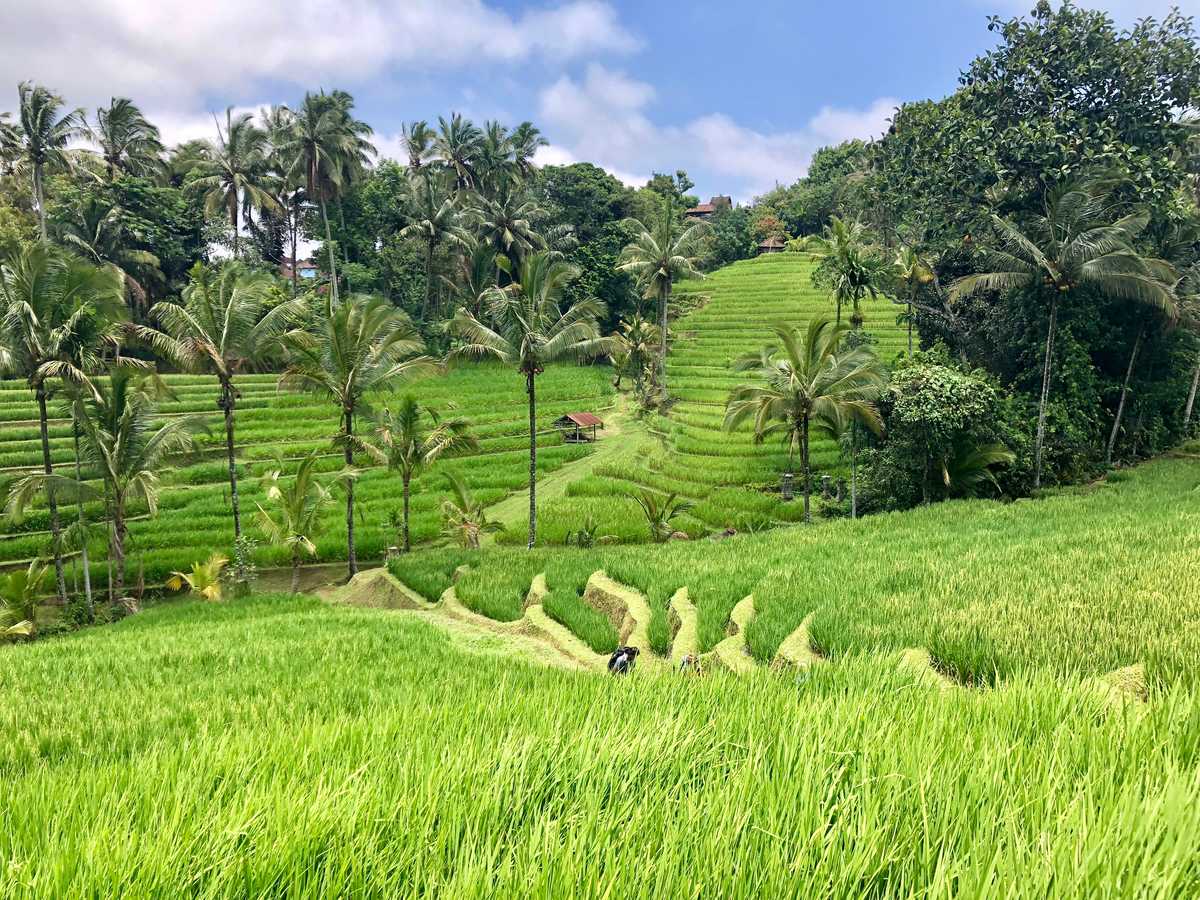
[
  {"x1": 537, "y1": 65, "x2": 896, "y2": 199},
  {"x1": 0, "y1": 0, "x2": 637, "y2": 107}
]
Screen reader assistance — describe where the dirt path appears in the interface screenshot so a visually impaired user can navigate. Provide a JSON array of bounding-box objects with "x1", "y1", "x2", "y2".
[{"x1": 479, "y1": 391, "x2": 650, "y2": 545}]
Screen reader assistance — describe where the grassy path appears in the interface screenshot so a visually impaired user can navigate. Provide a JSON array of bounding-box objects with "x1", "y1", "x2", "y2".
[{"x1": 480, "y1": 391, "x2": 650, "y2": 544}]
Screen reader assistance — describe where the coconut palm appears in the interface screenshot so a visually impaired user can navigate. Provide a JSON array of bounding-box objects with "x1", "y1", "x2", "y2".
[
  {"x1": 805, "y1": 216, "x2": 886, "y2": 326},
  {"x1": 1180, "y1": 272, "x2": 1200, "y2": 430},
  {"x1": 617, "y1": 208, "x2": 710, "y2": 396},
  {"x1": 400, "y1": 172, "x2": 471, "y2": 320},
  {"x1": 141, "y1": 262, "x2": 304, "y2": 542},
  {"x1": 0, "y1": 559, "x2": 48, "y2": 638},
  {"x1": 508, "y1": 121, "x2": 547, "y2": 180},
  {"x1": 187, "y1": 108, "x2": 280, "y2": 258},
  {"x1": 370, "y1": 396, "x2": 478, "y2": 553},
  {"x1": 6, "y1": 369, "x2": 202, "y2": 602},
  {"x1": 261, "y1": 104, "x2": 308, "y2": 294},
  {"x1": 634, "y1": 489, "x2": 693, "y2": 543},
  {"x1": 256, "y1": 450, "x2": 348, "y2": 592},
  {"x1": 279, "y1": 294, "x2": 436, "y2": 575},
  {"x1": 440, "y1": 470, "x2": 501, "y2": 549},
  {"x1": 893, "y1": 245, "x2": 934, "y2": 354},
  {"x1": 0, "y1": 244, "x2": 125, "y2": 600},
  {"x1": 949, "y1": 180, "x2": 1177, "y2": 486},
  {"x1": 450, "y1": 252, "x2": 609, "y2": 548},
  {"x1": 90, "y1": 97, "x2": 163, "y2": 180},
  {"x1": 277, "y1": 91, "x2": 374, "y2": 303},
  {"x1": 11, "y1": 82, "x2": 85, "y2": 240},
  {"x1": 443, "y1": 242, "x2": 499, "y2": 318},
  {"x1": 724, "y1": 317, "x2": 886, "y2": 522},
  {"x1": 468, "y1": 187, "x2": 549, "y2": 265},
  {"x1": 435, "y1": 114, "x2": 482, "y2": 191},
  {"x1": 401, "y1": 120, "x2": 436, "y2": 171},
  {"x1": 611, "y1": 314, "x2": 659, "y2": 398},
  {"x1": 939, "y1": 440, "x2": 1016, "y2": 499},
  {"x1": 167, "y1": 553, "x2": 229, "y2": 602},
  {"x1": 55, "y1": 194, "x2": 163, "y2": 319}
]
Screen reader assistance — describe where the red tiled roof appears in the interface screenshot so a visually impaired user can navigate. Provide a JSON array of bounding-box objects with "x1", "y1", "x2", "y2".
[{"x1": 686, "y1": 203, "x2": 715, "y2": 214}]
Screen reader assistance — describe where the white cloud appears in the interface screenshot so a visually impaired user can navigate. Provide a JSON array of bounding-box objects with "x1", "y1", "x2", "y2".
[
  {"x1": 538, "y1": 65, "x2": 896, "y2": 199},
  {"x1": 0, "y1": 1, "x2": 637, "y2": 107}
]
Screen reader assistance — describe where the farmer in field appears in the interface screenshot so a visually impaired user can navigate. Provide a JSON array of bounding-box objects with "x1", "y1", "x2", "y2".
[{"x1": 608, "y1": 646, "x2": 639, "y2": 675}]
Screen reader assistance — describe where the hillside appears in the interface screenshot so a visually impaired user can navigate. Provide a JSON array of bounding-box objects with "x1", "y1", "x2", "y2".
[{"x1": 2, "y1": 457, "x2": 1198, "y2": 896}]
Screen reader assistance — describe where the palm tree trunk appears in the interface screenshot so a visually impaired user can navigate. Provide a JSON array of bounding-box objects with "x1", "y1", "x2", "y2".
[
  {"x1": 72, "y1": 426, "x2": 93, "y2": 618},
  {"x1": 850, "y1": 427, "x2": 858, "y2": 520},
  {"x1": 907, "y1": 293, "x2": 914, "y2": 354},
  {"x1": 402, "y1": 473, "x2": 412, "y2": 553},
  {"x1": 291, "y1": 550, "x2": 301, "y2": 593},
  {"x1": 220, "y1": 380, "x2": 241, "y2": 540},
  {"x1": 1183, "y1": 350, "x2": 1199, "y2": 430},
  {"x1": 36, "y1": 387, "x2": 67, "y2": 601},
  {"x1": 1033, "y1": 294, "x2": 1059, "y2": 489},
  {"x1": 1106, "y1": 325, "x2": 1143, "y2": 466},
  {"x1": 658, "y1": 282, "x2": 670, "y2": 397},
  {"x1": 112, "y1": 502, "x2": 126, "y2": 601},
  {"x1": 801, "y1": 416, "x2": 812, "y2": 523},
  {"x1": 34, "y1": 163, "x2": 47, "y2": 241},
  {"x1": 527, "y1": 370, "x2": 538, "y2": 549},
  {"x1": 230, "y1": 198, "x2": 239, "y2": 258},
  {"x1": 422, "y1": 237, "x2": 435, "y2": 321},
  {"x1": 321, "y1": 199, "x2": 339, "y2": 304},
  {"x1": 290, "y1": 206, "x2": 299, "y2": 295},
  {"x1": 344, "y1": 407, "x2": 357, "y2": 576}
]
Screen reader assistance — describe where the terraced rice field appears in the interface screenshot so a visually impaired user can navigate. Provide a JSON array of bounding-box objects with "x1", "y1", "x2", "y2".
[
  {"x1": 4, "y1": 471, "x2": 1200, "y2": 894},
  {"x1": 0, "y1": 363, "x2": 613, "y2": 586},
  {"x1": 392, "y1": 456, "x2": 1200, "y2": 689},
  {"x1": 536, "y1": 252, "x2": 907, "y2": 543}
]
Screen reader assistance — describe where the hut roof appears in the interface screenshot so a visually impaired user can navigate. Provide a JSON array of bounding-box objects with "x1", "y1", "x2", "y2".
[{"x1": 556, "y1": 412, "x2": 604, "y2": 427}]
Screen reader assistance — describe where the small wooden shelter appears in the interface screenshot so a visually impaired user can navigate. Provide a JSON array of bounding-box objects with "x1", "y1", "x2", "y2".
[
  {"x1": 554, "y1": 412, "x2": 604, "y2": 443},
  {"x1": 757, "y1": 235, "x2": 787, "y2": 255}
]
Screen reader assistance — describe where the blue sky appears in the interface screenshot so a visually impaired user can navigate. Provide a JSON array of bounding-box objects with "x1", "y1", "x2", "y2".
[{"x1": 2, "y1": 1, "x2": 1194, "y2": 200}]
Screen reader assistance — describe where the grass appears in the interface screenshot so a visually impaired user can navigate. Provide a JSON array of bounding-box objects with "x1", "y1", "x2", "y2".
[
  {"x1": 392, "y1": 456, "x2": 1200, "y2": 687},
  {"x1": 1, "y1": 593, "x2": 1199, "y2": 896},
  {"x1": 0, "y1": 362, "x2": 613, "y2": 585}
]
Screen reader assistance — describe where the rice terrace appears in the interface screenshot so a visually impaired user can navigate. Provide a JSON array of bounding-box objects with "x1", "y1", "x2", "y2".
[{"x1": 2, "y1": 1, "x2": 1200, "y2": 897}]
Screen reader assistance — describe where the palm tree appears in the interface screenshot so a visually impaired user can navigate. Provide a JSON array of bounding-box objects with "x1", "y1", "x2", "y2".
[
  {"x1": 469, "y1": 187, "x2": 549, "y2": 265},
  {"x1": 401, "y1": 120, "x2": 436, "y2": 171},
  {"x1": 142, "y1": 262, "x2": 304, "y2": 542},
  {"x1": 805, "y1": 217, "x2": 886, "y2": 327},
  {"x1": 6, "y1": 369, "x2": 201, "y2": 602},
  {"x1": 261, "y1": 104, "x2": 308, "y2": 294},
  {"x1": 611, "y1": 314, "x2": 659, "y2": 398},
  {"x1": 616, "y1": 208, "x2": 710, "y2": 396},
  {"x1": 0, "y1": 244, "x2": 125, "y2": 600},
  {"x1": 893, "y1": 246, "x2": 934, "y2": 354},
  {"x1": 400, "y1": 172, "x2": 471, "y2": 320},
  {"x1": 12, "y1": 82, "x2": 85, "y2": 240},
  {"x1": 724, "y1": 317, "x2": 886, "y2": 522},
  {"x1": 949, "y1": 180, "x2": 1177, "y2": 487},
  {"x1": 939, "y1": 440, "x2": 1016, "y2": 499},
  {"x1": 55, "y1": 194, "x2": 163, "y2": 319},
  {"x1": 440, "y1": 470, "x2": 501, "y2": 549},
  {"x1": 823, "y1": 404, "x2": 883, "y2": 519},
  {"x1": 90, "y1": 98, "x2": 163, "y2": 180},
  {"x1": 1180, "y1": 276, "x2": 1200, "y2": 431},
  {"x1": 167, "y1": 553, "x2": 229, "y2": 601},
  {"x1": 450, "y1": 252, "x2": 609, "y2": 548},
  {"x1": 633, "y1": 489, "x2": 693, "y2": 543},
  {"x1": 0, "y1": 559, "x2": 48, "y2": 639},
  {"x1": 187, "y1": 108, "x2": 279, "y2": 258},
  {"x1": 256, "y1": 450, "x2": 347, "y2": 592},
  {"x1": 443, "y1": 242, "x2": 499, "y2": 318},
  {"x1": 370, "y1": 396, "x2": 477, "y2": 553},
  {"x1": 508, "y1": 121, "x2": 547, "y2": 180},
  {"x1": 278, "y1": 91, "x2": 374, "y2": 303},
  {"x1": 279, "y1": 294, "x2": 436, "y2": 575},
  {"x1": 435, "y1": 113, "x2": 482, "y2": 191}
]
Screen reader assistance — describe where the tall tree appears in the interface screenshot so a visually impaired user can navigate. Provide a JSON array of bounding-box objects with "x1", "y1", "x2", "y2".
[
  {"x1": 724, "y1": 317, "x2": 886, "y2": 522},
  {"x1": 401, "y1": 120, "x2": 436, "y2": 171},
  {"x1": 450, "y1": 252, "x2": 608, "y2": 548},
  {"x1": 893, "y1": 245, "x2": 934, "y2": 354},
  {"x1": 0, "y1": 244, "x2": 124, "y2": 600},
  {"x1": 187, "y1": 108, "x2": 279, "y2": 258},
  {"x1": 12, "y1": 82, "x2": 84, "y2": 240},
  {"x1": 370, "y1": 395, "x2": 478, "y2": 553},
  {"x1": 279, "y1": 295, "x2": 435, "y2": 575},
  {"x1": 90, "y1": 98, "x2": 164, "y2": 180},
  {"x1": 949, "y1": 180, "x2": 1176, "y2": 486},
  {"x1": 804, "y1": 216, "x2": 886, "y2": 326},
  {"x1": 616, "y1": 208, "x2": 709, "y2": 397},
  {"x1": 399, "y1": 172, "x2": 470, "y2": 321},
  {"x1": 278, "y1": 90, "x2": 374, "y2": 303},
  {"x1": 434, "y1": 113, "x2": 482, "y2": 192},
  {"x1": 469, "y1": 187, "x2": 549, "y2": 264},
  {"x1": 142, "y1": 262, "x2": 304, "y2": 542}
]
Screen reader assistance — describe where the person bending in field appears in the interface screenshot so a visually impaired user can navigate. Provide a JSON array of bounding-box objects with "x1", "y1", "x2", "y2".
[
  {"x1": 678, "y1": 654, "x2": 702, "y2": 675},
  {"x1": 608, "y1": 646, "x2": 639, "y2": 675}
]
